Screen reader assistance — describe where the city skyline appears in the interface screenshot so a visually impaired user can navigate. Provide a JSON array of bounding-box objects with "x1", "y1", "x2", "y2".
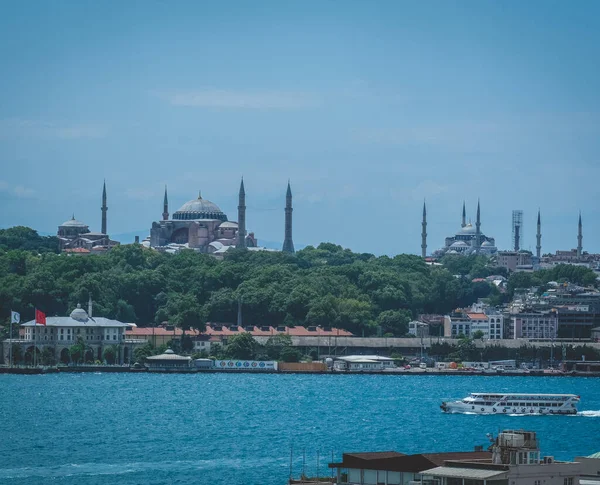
[{"x1": 0, "y1": 1, "x2": 599, "y2": 254}]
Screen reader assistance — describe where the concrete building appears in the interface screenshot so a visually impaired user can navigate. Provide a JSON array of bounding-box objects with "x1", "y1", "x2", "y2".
[
  {"x1": 444, "y1": 304, "x2": 503, "y2": 339},
  {"x1": 423, "y1": 430, "x2": 585, "y2": 485},
  {"x1": 511, "y1": 310, "x2": 559, "y2": 339},
  {"x1": 333, "y1": 355, "x2": 396, "y2": 371},
  {"x1": 496, "y1": 251, "x2": 533, "y2": 272},
  {"x1": 329, "y1": 450, "x2": 492, "y2": 485}
]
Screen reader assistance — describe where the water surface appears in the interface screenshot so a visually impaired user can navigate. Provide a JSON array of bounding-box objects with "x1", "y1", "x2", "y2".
[{"x1": 1, "y1": 373, "x2": 599, "y2": 484}]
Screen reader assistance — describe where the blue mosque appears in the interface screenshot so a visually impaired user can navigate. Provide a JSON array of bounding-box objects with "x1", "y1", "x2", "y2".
[{"x1": 422, "y1": 200, "x2": 497, "y2": 258}]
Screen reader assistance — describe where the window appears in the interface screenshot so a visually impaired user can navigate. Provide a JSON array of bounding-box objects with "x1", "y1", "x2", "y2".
[{"x1": 564, "y1": 479, "x2": 573, "y2": 485}]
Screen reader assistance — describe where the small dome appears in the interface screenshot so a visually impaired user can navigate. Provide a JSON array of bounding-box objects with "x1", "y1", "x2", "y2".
[
  {"x1": 164, "y1": 349, "x2": 175, "y2": 354},
  {"x1": 173, "y1": 193, "x2": 227, "y2": 221},
  {"x1": 481, "y1": 241, "x2": 493, "y2": 247},
  {"x1": 70, "y1": 303, "x2": 89, "y2": 322},
  {"x1": 451, "y1": 241, "x2": 468, "y2": 247},
  {"x1": 219, "y1": 221, "x2": 238, "y2": 228},
  {"x1": 61, "y1": 216, "x2": 88, "y2": 228}
]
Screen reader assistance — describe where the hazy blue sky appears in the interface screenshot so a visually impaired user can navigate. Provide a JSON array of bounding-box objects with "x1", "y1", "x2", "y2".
[{"x1": 1, "y1": 1, "x2": 598, "y2": 255}]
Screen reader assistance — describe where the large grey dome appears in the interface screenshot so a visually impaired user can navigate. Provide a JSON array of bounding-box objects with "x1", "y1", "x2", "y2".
[
  {"x1": 61, "y1": 216, "x2": 88, "y2": 228},
  {"x1": 173, "y1": 193, "x2": 227, "y2": 221}
]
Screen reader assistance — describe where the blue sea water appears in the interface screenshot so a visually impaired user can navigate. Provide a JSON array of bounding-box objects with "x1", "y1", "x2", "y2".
[{"x1": 1, "y1": 373, "x2": 599, "y2": 485}]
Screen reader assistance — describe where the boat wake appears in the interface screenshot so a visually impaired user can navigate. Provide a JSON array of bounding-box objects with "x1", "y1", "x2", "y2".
[{"x1": 577, "y1": 410, "x2": 600, "y2": 417}]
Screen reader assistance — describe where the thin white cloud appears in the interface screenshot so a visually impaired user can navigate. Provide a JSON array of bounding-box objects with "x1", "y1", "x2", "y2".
[
  {"x1": 0, "y1": 180, "x2": 36, "y2": 198},
  {"x1": 0, "y1": 118, "x2": 107, "y2": 140},
  {"x1": 155, "y1": 89, "x2": 318, "y2": 110}
]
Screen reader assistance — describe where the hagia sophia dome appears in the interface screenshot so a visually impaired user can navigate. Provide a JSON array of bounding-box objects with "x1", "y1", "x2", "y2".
[{"x1": 172, "y1": 193, "x2": 228, "y2": 222}]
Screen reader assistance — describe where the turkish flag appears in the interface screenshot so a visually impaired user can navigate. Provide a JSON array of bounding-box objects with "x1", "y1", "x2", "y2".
[{"x1": 35, "y1": 309, "x2": 46, "y2": 325}]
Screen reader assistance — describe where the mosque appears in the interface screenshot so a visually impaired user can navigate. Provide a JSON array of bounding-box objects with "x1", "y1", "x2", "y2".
[
  {"x1": 149, "y1": 179, "x2": 295, "y2": 255},
  {"x1": 423, "y1": 200, "x2": 497, "y2": 258},
  {"x1": 57, "y1": 181, "x2": 119, "y2": 253}
]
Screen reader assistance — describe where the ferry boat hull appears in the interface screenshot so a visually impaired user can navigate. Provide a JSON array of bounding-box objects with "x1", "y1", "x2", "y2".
[{"x1": 441, "y1": 393, "x2": 579, "y2": 415}]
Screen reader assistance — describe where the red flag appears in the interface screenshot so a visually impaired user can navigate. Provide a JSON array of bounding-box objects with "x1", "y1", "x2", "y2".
[{"x1": 35, "y1": 309, "x2": 46, "y2": 325}]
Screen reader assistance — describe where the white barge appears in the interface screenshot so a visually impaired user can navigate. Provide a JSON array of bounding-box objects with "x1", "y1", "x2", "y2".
[{"x1": 441, "y1": 392, "x2": 580, "y2": 415}]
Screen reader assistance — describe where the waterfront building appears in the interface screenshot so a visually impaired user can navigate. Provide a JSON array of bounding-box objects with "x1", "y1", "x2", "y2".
[
  {"x1": 58, "y1": 181, "x2": 119, "y2": 253},
  {"x1": 3, "y1": 300, "x2": 139, "y2": 365},
  {"x1": 333, "y1": 355, "x2": 396, "y2": 371},
  {"x1": 145, "y1": 349, "x2": 191, "y2": 371},
  {"x1": 433, "y1": 201, "x2": 497, "y2": 257},
  {"x1": 328, "y1": 450, "x2": 491, "y2": 485},
  {"x1": 326, "y1": 430, "x2": 599, "y2": 485},
  {"x1": 422, "y1": 430, "x2": 585, "y2": 485}
]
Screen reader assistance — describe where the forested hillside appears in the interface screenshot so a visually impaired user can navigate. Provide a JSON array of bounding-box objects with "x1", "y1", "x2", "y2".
[{"x1": 0, "y1": 227, "x2": 596, "y2": 337}]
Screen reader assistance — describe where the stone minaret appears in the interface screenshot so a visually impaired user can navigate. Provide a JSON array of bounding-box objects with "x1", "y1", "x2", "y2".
[
  {"x1": 236, "y1": 178, "x2": 246, "y2": 249},
  {"x1": 461, "y1": 201, "x2": 467, "y2": 228},
  {"x1": 577, "y1": 212, "x2": 583, "y2": 259},
  {"x1": 162, "y1": 185, "x2": 169, "y2": 221},
  {"x1": 282, "y1": 181, "x2": 295, "y2": 253},
  {"x1": 88, "y1": 294, "x2": 93, "y2": 318},
  {"x1": 474, "y1": 199, "x2": 481, "y2": 254},
  {"x1": 536, "y1": 209, "x2": 542, "y2": 259},
  {"x1": 421, "y1": 200, "x2": 427, "y2": 258},
  {"x1": 101, "y1": 180, "x2": 107, "y2": 235}
]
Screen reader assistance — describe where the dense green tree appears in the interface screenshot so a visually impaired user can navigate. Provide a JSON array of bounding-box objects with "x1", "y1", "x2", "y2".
[
  {"x1": 225, "y1": 332, "x2": 257, "y2": 360},
  {"x1": 376, "y1": 309, "x2": 411, "y2": 337},
  {"x1": 1, "y1": 226, "x2": 597, "y2": 346},
  {"x1": 103, "y1": 345, "x2": 118, "y2": 364}
]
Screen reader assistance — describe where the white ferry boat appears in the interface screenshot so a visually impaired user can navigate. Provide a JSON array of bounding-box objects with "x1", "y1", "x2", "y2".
[{"x1": 441, "y1": 393, "x2": 580, "y2": 415}]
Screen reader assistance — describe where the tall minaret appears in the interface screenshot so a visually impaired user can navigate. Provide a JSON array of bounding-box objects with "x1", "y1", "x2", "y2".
[
  {"x1": 88, "y1": 294, "x2": 93, "y2": 318},
  {"x1": 474, "y1": 199, "x2": 481, "y2": 254},
  {"x1": 577, "y1": 212, "x2": 583, "y2": 259},
  {"x1": 236, "y1": 178, "x2": 246, "y2": 249},
  {"x1": 421, "y1": 200, "x2": 427, "y2": 258},
  {"x1": 101, "y1": 180, "x2": 107, "y2": 235},
  {"x1": 162, "y1": 185, "x2": 169, "y2": 221},
  {"x1": 282, "y1": 181, "x2": 295, "y2": 253},
  {"x1": 461, "y1": 201, "x2": 467, "y2": 228},
  {"x1": 536, "y1": 209, "x2": 542, "y2": 259}
]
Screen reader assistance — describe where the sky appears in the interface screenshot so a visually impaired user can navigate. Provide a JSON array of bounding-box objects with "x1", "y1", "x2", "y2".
[{"x1": 1, "y1": 0, "x2": 599, "y2": 255}]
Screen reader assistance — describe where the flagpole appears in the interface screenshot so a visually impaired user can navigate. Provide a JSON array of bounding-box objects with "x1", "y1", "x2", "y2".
[
  {"x1": 33, "y1": 308, "x2": 36, "y2": 368},
  {"x1": 9, "y1": 318, "x2": 12, "y2": 368}
]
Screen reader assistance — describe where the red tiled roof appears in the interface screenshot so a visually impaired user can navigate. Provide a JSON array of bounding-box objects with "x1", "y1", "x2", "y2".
[
  {"x1": 64, "y1": 248, "x2": 90, "y2": 253},
  {"x1": 126, "y1": 327, "x2": 201, "y2": 337},
  {"x1": 203, "y1": 324, "x2": 353, "y2": 337},
  {"x1": 466, "y1": 313, "x2": 488, "y2": 320},
  {"x1": 127, "y1": 324, "x2": 353, "y2": 338}
]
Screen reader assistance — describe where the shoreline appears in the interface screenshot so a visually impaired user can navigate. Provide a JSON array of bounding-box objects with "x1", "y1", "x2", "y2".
[{"x1": 1, "y1": 366, "x2": 599, "y2": 377}]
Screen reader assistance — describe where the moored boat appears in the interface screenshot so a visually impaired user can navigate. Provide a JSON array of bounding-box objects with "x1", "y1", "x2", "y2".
[{"x1": 441, "y1": 392, "x2": 579, "y2": 415}]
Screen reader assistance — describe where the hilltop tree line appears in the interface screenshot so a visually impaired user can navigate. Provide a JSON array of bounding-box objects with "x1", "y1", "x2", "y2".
[{"x1": 0, "y1": 227, "x2": 597, "y2": 339}]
